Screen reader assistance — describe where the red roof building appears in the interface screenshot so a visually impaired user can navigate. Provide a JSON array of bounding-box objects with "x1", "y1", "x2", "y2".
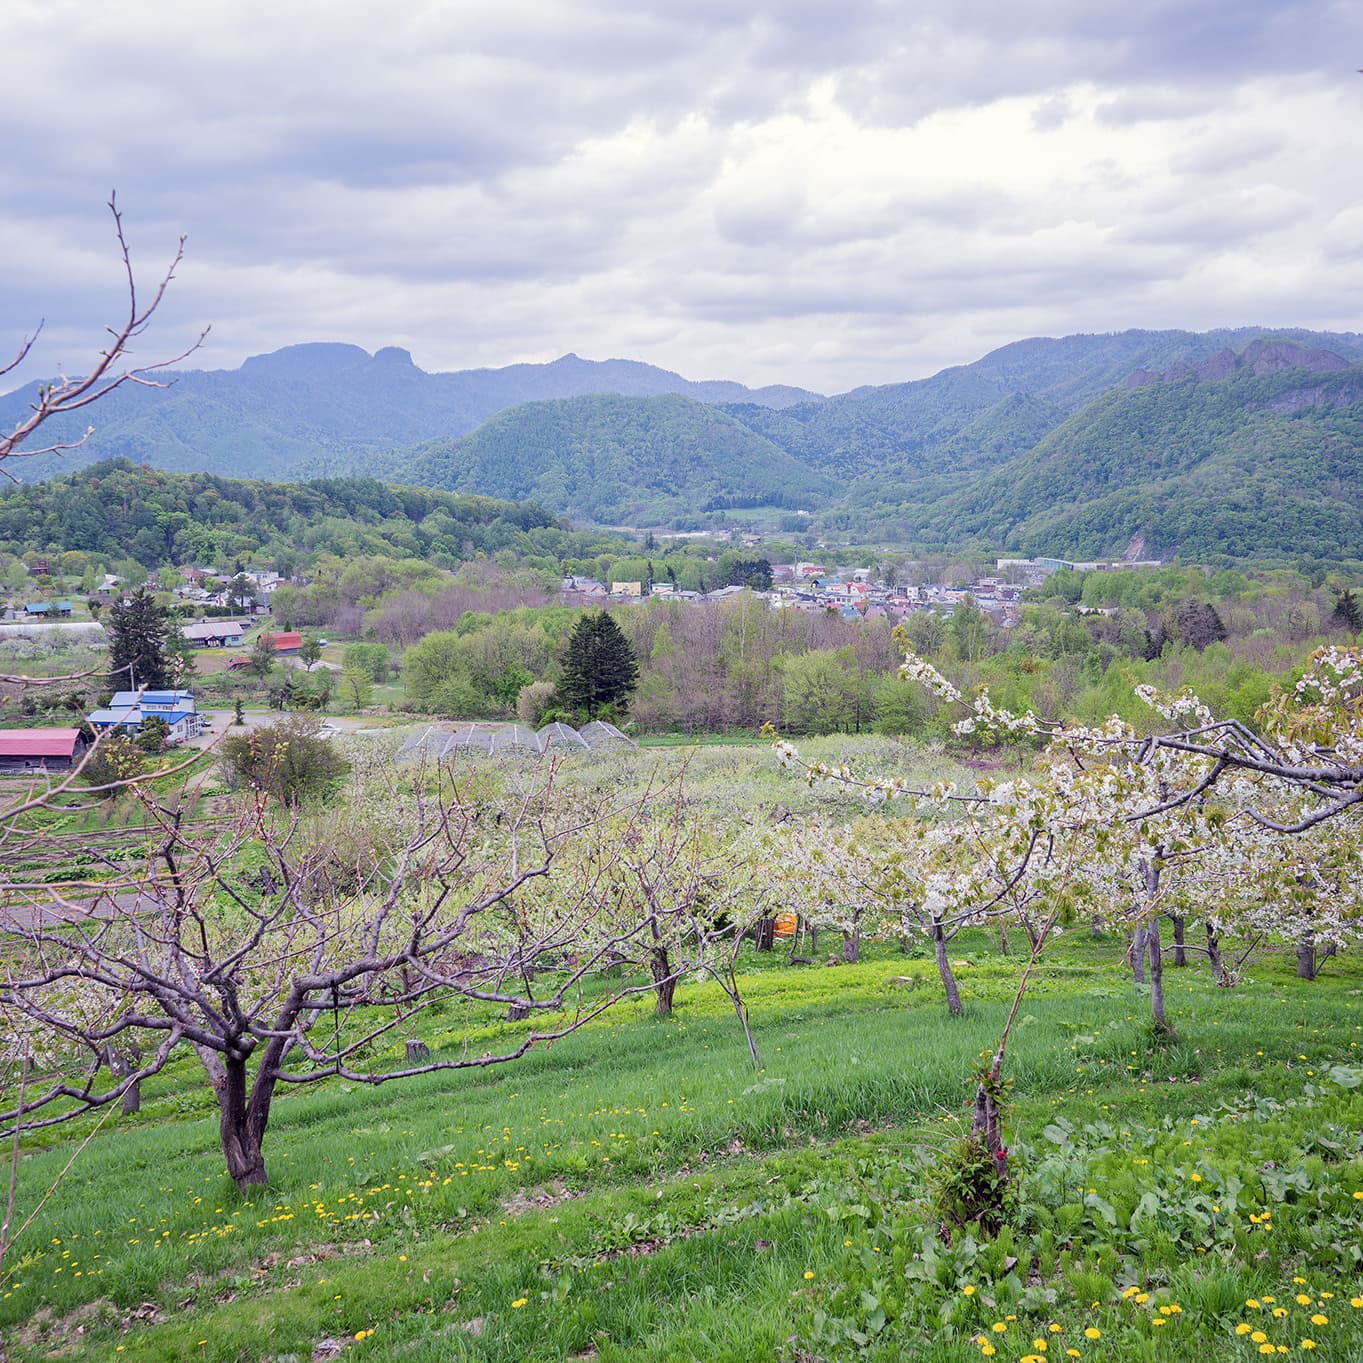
[{"x1": 0, "y1": 728, "x2": 87, "y2": 771}]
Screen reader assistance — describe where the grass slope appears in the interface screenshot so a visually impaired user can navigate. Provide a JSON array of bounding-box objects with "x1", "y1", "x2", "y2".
[{"x1": 4, "y1": 933, "x2": 1361, "y2": 1361}]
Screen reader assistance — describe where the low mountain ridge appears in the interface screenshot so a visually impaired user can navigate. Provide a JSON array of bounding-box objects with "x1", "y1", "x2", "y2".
[{"x1": 402, "y1": 393, "x2": 836, "y2": 524}]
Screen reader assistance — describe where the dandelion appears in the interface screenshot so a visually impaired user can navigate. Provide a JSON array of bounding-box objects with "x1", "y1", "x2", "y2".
[
  {"x1": 963, "y1": 1284, "x2": 976, "y2": 1296},
  {"x1": 511, "y1": 1297, "x2": 528, "y2": 1309},
  {"x1": 981, "y1": 1346, "x2": 996, "y2": 1358},
  {"x1": 1236, "y1": 1325, "x2": 1252, "y2": 1336},
  {"x1": 1297, "y1": 1295, "x2": 1312, "y2": 1305},
  {"x1": 1251, "y1": 1331, "x2": 1268, "y2": 1344},
  {"x1": 992, "y1": 1322, "x2": 1007, "y2": 1333},
  {"x1": 1310, "y1": 1314, "x2": 1327, "y2": 1326},
  {"x1": 803, "y1": 1271, "x2": 815, "y2": 1280},
  {"x1": 1301, "y1": 1341, "x2": 1316, "y2": 1350},
  {"x1": 1084, "y1": 1328, "x2": 1101, "y2": 1340}
]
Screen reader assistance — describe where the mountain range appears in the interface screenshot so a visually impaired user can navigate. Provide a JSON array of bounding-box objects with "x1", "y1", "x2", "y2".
[{"x1": 6, "y1": 328, "x2": 1363, "y2": 560}]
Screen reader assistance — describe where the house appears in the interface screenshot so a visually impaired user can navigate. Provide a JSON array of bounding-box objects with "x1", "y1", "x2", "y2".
[
  {"x1": 0, "y1": 728, "x2": 88, "y2": 772},
  {"x1": 87, "y1": 690, "x2": 204, "y2": 744},
  {"x1": 23, "y1": 602, "x2": 51, "y2": 616},
  {"x1": 182, "y1": 620, "x2": 246, "y2": 647},
  {"x1": 264, "y1": 631, "x2": 302, "y2": 654}
]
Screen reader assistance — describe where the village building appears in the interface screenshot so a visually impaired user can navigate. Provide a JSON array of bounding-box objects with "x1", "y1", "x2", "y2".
[
  {"x1": 0, "y1": 728, "x2": 88, "y2": 772},
  {"x1": 181, "y1": 620, "x2": 246, "y2": 647},
  {"x1": 87, "y1": 690, "x2": 204, "y2": 744}
]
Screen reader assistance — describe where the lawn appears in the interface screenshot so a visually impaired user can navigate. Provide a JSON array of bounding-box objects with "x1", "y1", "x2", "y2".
[{"x1": 2, "y1": 930, "x2": 1361, "y2": 1361}]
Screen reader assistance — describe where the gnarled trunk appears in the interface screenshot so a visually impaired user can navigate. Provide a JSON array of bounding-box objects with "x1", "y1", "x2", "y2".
[
  {"x1": 216, "y1": 1055, "x2": 269, "y2": 1189},
  {"x1": 649, "y1": 945, "x2": 676, "y2": 1017},
  {"x1": 1171, "y1": 914, "x2": 1186, "y2": 967},
  {"x1": 932, "y1": 922, "x2": 962, "y2": 1017},
  {"x1": 841, "y1": 930, "x2": 860, "y2": 964}
]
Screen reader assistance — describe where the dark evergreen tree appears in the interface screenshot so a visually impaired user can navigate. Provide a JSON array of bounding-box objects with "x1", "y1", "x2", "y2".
[
  {"x1": 106, "y1": 588, "x2": 173, "y2": 691},
  {"x1": 1332, "y1": 587, "x2": 1363, "y2": 633},
  {"x1": 557, "y1": 611, "x2": 639, "y2": 719}
]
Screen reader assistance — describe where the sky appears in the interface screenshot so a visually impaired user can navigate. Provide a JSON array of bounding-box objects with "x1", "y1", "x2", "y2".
[{"x1": 3, "y1": 0, "x2": 1362, "y2": 396}]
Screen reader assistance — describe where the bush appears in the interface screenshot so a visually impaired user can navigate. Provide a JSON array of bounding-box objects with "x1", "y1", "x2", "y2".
[{"x1": 219, "y1": 715, "x2": 349, "y2": 804}]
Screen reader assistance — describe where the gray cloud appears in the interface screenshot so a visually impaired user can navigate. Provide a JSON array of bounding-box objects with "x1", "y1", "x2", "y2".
[{"x1": 3, "y1": 0, "x2": 1362, "y2": 396}]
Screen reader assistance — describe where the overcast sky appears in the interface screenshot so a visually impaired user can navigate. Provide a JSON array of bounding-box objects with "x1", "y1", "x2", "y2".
[{"x1": 3, "y1": 0, "x2": 1362, "y2": 395}]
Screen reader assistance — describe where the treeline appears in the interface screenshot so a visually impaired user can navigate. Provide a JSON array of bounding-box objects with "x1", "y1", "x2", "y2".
[
  {"x1": 0, "y1": 459, "x2": 628, "y2": 574},
  {"x1": 391, "y1": 561, "x2": 1362, "y2": 737}
]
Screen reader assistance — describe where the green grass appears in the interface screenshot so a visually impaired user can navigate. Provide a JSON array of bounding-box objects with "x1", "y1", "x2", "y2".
[{"x1": 2, "y1": 935, "x2": 1361, "y2": 1361}]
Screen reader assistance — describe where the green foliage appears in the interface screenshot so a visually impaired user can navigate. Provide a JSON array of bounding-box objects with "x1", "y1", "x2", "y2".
[
  {"x1": 219, "y1": 715, "x2": 349, "y2": 803},
  {"x1": 0, "y1": 460, "x2": 569, "y2": 573},
  {"x1": 79, "y1": 732, "x2": 144, "y2": 788}
]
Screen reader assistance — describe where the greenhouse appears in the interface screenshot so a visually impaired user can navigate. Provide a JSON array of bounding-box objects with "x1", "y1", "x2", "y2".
[{"x1": 395, "y1": 721, "x2": 633, "y2": 762}]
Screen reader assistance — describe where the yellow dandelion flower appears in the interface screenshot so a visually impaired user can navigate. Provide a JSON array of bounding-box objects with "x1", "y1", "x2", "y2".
[
  {"x1": 803, "y1": 1271, "x2": 815, "y2": 1280},
  {"x1": 1251, "y1": 1331, "x2": 1268, "y2": 1343},
  {"x1": 981, "y1": 1346, "x2": 996, "y2": 1358},
  {"x1": 1236, "y1": 1325, "x2": 1252, "y2": 1336},
  {"x1": 1301, "y1": 1341, "x2": 1316, "y2": 1350},
  {"x1": 1310, "y1": 1314, "x2": 1327, "y2": 1326},
  {"x1": 511, "y1": 1297, "x2": 528, "y2": 1309},
  {"x1": 992, "y1": 1322, "x2": 1008, "y2": 1333},
  {"x1": 1297, "y1": 1295, "x2": 1312, "y2": 1305},
  {"x1": 1084, "y1": 1328, "x2": 1101, "y2": 1340},
  {"x1": 963, "y1": 1284, "x2": 976, "y2": 1296}
]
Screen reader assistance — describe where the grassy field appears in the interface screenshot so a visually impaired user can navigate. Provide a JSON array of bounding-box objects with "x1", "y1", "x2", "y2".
[{"x1": 2, "y1": 929, "x2": 1361, "y2": 1362}]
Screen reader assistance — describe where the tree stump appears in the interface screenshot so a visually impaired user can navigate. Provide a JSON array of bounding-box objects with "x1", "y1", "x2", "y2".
[{"x1": 404, "y1": 1039, "x2": 430, "y2": 1061}]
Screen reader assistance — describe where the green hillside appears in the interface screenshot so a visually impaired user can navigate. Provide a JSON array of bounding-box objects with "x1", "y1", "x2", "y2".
[
  {"x1": 402, "y1": 393, "x2": 837, "y2": 523},
  {"x1": 0, "y1": 459, "x2": 584, "y2": 570},
  {"x1": 926, "y1": 364, "x2": 1363, "y2": 559}
]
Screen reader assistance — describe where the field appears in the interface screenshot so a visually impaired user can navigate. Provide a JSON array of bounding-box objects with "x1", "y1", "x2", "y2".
[{"x1": 3, "y1": 930, "x2": 1361, "y2": 1362}]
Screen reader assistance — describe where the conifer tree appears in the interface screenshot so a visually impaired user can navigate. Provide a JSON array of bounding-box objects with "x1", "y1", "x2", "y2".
[
  {"x1": 557, "y1": 611, "x2": 639, "y2": 719},
  {"x1": 106, "y1": 588, "x2": 173, "y2": 691},
  {"x1": 1333, "y1": 587, "x2": 1363, "y2": 633}
]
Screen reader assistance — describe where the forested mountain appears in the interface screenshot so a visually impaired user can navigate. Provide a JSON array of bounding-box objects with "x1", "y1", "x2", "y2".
[
  {"x1": 0, "y1": 344, "x2": 823, "y2": 484},
  {"x1": 401, "y1": 393, "x2": 837, "y2": 523},
  {"x1": 919, "y1": 360, "x2": 1363, "y2": 559},
  {"x1": 7, "y1": 328, "x2": 1363, "y2": 559}
]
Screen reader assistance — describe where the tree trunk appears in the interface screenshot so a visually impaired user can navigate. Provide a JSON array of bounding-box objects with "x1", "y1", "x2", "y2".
[
  {"x1": 1147, "y1": 916, "x2": 1166, "y2": 1028},
  {"x1": 1206, "y1": 920, "x2": 1226, "y2": 985},
  {"x1": 1129, "y1": 924, "x2": 1146, "y2": 984},
  {"x1": 405, "y1": 1039, "x2": 430, "y2": 1061},
  {"x1": 649, "y1": 946, "x2": 676, "y2": 1017},
  {"x1": 1171, "y1": 914, "x2": 1186, "y2": 967},
  {"x1": 754, "y1": 918, "x2": 774, "y2": 951},
  {"x1": 997, "y1": 918, "x2": 1011, "y2": 956},
  {"x1": 932, "y1": 922, "x2": 963, "y2": 1017},
  {"x1": 217, "y1": 1057, "x2": 268, "y2": 1189},
  {"x1": 841, "y1": 930, "x2": 860, "y2": 964},
  {"x1": 1297, "y1": 928, "x2": 1317, "y2": 981},
  {"x1": 102, "y1": 1043, "x2": 141, "y2": 1115}
]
